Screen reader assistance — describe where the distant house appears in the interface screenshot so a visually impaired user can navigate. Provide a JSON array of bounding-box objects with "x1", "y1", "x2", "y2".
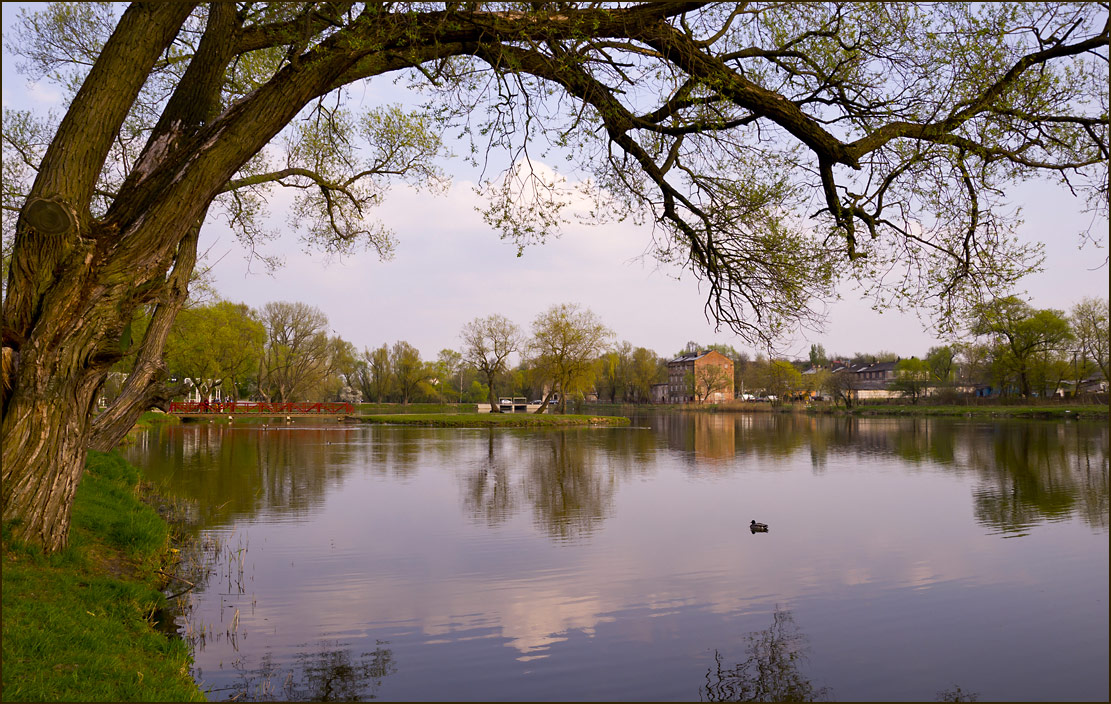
[
  {"x1": 667, "y1": 350, "x2": 734, "y2": 403},
  {"x1": 1079, "y1": 373, "x2": 1108, "y2": 395},
  {"x1": 854, "y1": 360, "x2": 899, "y2": 383},
  {"x1": 650, "y1": 383, "x2": 669, "y2": 404},
  {"x1": 851, "y1": 360, "x2": 902, "y2": 401},
  {"x1": 815, "y1": 360, "x2": 903, "y2": 402}
]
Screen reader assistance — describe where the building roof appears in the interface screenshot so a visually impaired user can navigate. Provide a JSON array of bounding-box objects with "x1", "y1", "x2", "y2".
[
  {"x1": 855, "y1": 360, "x2": 899, "y2": 374},
  {"x1": 668, "y1": 350, "x2": 733, "y2": 365}
]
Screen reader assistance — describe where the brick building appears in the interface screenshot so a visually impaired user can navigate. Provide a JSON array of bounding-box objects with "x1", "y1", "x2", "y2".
[{"x1": 667, "y1": 350, "x2": 735, "y2": 403}]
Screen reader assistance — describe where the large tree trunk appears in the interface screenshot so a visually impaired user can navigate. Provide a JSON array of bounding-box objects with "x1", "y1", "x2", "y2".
[
  {"x1": 2, "y1": 353, "x2": 102, "y2": 550},
  {"x1": 1, "y1": 210, "x2": 198, "y2": 549},
  {"x1": 1, "y1": 4, "x2": 191, "y2": 548},
  {"x1": 486, "y1": 373, "x2": 503, "y2": 413}
]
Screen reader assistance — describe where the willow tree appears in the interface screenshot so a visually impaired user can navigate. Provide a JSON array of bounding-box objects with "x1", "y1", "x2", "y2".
[
  {"x1": 529, "y1": 303, "x2": 614, "y2": 413},
  {"x1": 2, "y1": 2, "x2": 1108, "y2": 550}
]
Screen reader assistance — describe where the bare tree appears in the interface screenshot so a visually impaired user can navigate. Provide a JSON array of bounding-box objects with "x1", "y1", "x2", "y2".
[
  {"x1": 358, "y1": 344, "x2": 392, "y2": 404},
  {"x1": 1071, "y1": 297, "x2": 1109, "y2": 385},
  {"x1": 460, "y1": 315, "x2": 521, "y2": 413},
  {"x1": 258, "y1": 301, "x2": 332, "y2": 402},
  {"x1": 694, "y1": 363, "x2": 732, "y2": 404}
]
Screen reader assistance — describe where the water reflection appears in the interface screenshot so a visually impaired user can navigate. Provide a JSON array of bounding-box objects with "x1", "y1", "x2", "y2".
[
  {"x1": 964, "y1": 422, "x2": 1109, "y2": 535},
  {"x1": 524, "y1": 432, "x2": 616, "y2": 540},
  {"x1": 218, "y1": 641, "x2": 396, "y2": 701},
  {"x1": 123, "y1": 414, "x2": 1107, "y2": 701},
  {"x1": 460, "y1": 431, "x2": 517, "y2": 526},
  {"x1": 129, "y1": 416, "x2": 1109, "y2": 539},
  {"x1": 701, "y1": 609, "x2": 831, "y2": 702},
  {"x1": 130, "y1": 424, "x2": 372, "y2": 526},
  {"x1": 936, "y1": 684, "x2": 980, "y2": 702}
]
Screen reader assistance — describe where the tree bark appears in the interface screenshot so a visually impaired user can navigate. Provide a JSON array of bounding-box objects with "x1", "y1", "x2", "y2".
[
  {"x1": 88, "y1": 222, "x2": 201, "y2": 452},
  {"x1": 486, "y1": 374, "x2": 503, "y2": 413}
]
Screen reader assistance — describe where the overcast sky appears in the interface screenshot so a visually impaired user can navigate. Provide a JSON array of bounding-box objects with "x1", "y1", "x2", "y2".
[{"x1": 4, "y1": 5, "x2": 1108, "y2": 363}]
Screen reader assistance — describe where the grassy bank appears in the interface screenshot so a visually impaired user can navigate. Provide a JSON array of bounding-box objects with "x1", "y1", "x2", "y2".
[
  {"x1": 2, "y1": 451, "x2": 204, "y2": 702},
  {"x1": 582, "y1": 400, "x2": 1108, "y2": 420},
  {"x1": 823, "y1": 403, "x2": 1109, "y2": 420},
  {"x1": 355, "y1": 402, "x2": 478, "y2": 414},
  {"x1": 134, "y1": 410, "x2": 181, "y2": 428},
  {"x1": 355, "y1": 412, "x2": 631, "y2": 428}
]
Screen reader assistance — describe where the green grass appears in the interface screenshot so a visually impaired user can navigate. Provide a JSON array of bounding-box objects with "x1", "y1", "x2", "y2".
[
  {"x1": 2, "y1": 451, "x2": 204, "y2": 702},
  {"x1": 355, "y1": 412, "x2": 631, "y2": 427},
  {"x1": 354, "y1": 402, "x2": 478, "y2": 414},
  {"x1": 832, "y1": 403, "x2": 1108, "y2": 419},
  {"x1": 134, "y1": 411, "x2": 181, "y2": 427}
]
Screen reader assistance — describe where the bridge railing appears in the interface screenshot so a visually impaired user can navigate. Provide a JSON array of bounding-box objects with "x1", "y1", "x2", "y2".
[{"x1": 169, "y1": 401, "x2": 354, "y2": 414}]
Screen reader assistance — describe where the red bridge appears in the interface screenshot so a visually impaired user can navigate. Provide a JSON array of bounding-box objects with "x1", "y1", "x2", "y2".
[{"x1": 169, "y1": 401, "x2": 354, "y2": 415}]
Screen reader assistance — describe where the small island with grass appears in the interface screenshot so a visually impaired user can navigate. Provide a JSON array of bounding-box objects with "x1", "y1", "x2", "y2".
[{"x1": 353, "y1": 413, "x2": 630, "y2": 428}]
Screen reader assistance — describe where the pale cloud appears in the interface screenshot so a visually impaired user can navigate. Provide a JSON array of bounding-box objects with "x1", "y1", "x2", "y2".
[{"x1": 205, "y1": 170, "x2": 737, "y2": 360}]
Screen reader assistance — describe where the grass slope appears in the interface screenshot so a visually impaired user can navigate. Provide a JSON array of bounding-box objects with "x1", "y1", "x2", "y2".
[
  {"x1": 826, "y1": 404, "x2": 1109, "y2": 419},
  {"x1": 2, "y1": 452, "x2": 204, "y2": 702}
]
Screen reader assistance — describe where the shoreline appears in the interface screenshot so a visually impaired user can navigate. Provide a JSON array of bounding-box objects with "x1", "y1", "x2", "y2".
[
  {"x1": 353, "y1": 413, "x2": 631, "y2": 428},
  {"x1": 1, "y1": 451, "x2": 205, "y2": 701}
]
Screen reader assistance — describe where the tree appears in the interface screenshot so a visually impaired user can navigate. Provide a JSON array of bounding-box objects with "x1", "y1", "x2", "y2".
[
  {"x1": 529, "y1": 303, "x2": 613, "y2": 413},
  {"x1": 163, "y1": 300, "x2": 266, "y2": 400},
  {"x1": 390, "y1": 341, "x2": 425, "y2": 405},
  {"x1": 809, "y1": 344, "x2": 828, "y2": 369},
  {"x1": 1071, "y1": 297, "x2": 1109, "y2": 386},
  {"x1": 972, "y1": 297, "x2": 1075, "y2": 397},
  {"x1": 954, "y1": 341, "x2": 993, "y2": 389},
  {"x1": 596, "y1": 342, "x2": 633, "y2": 403},
  {"x1": 257, "y1": 301, "x2": 334, "y2": 402},
  {"x1": 891, "y1": 356, "x2": 931, "y2": 404},
  {"x1": 460, "y1": 315, "x2": 521, "y2": 413},
  {"x1": 925, "y1": 345, "x2": 957, "y2": 386},
  {"x1": 801, "y1": 367, "x2": 830, "y2": 401},
  {"x1": 322, "y1": 336, "x2": 360, "y2": 402},
  {"x1": 693, "y1": 362, "x2": 732, "y2": 404},
  {"x1": 628, "y1": 347, "x2": 663, "y2": 404},
  {"x1": 357, "y1": 344, "x2": 392, "y2": 404},
  {"x1": 2, "y1": 3, "x2": 1106, "y2": 550},
  {"x1": 435, "y1": 348, "x2": 464, "y2": 403},
  {"x1": 823, "y1": 368, "x2": 860, "y2": 408},
  {"x1": 761, "y1": 360, "x2": 803, "y2": 404},
  {"x1": 702, "y1": 608, "x2": 831, "y2": 703}
]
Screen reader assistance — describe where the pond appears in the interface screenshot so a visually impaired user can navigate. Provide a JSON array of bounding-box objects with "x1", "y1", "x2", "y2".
[{"x1": 124, "y1": 413, "x2": 1109, "y2": 701}]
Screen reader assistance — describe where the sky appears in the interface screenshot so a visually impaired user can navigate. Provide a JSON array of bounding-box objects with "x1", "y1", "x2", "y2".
[{"x1": 3, "y1": 5, "x2": 1108, "y2": 364}]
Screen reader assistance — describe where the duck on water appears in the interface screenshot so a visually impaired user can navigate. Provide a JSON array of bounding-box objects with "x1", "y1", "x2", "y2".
[{"x1": 750, "y1": 520, "x2": 768, "y2": 533}]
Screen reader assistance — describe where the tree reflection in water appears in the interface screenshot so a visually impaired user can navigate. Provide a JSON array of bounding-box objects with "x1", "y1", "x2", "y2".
[
  {"x1": 525, "y1": 431, "x2": 615, "y2": 541},
  {"x1": 700, "y1": 609, "x2": 831, "y2": 702},
  {"x1": 226, "y1": 641, "x2": 396, "y2": 701},
  {"x1": 460, "y1": 430, "x2": 517, "y2": 525},
  {"x1": 936, "y1": 684, "x2": 980, "y2": 701}
]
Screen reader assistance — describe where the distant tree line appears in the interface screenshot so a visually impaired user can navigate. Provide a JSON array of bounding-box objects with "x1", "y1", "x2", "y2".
[
  {"x1": 700, "y1": 295, "x2": 1107, "y2": 403},
  {"x1": 110, "y1": 295, "x2": 1106, "y2": 409}
]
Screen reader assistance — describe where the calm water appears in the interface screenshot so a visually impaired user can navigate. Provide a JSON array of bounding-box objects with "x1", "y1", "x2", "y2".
[{"x1": 124, "y1": 413, "x2": 1109, "y2": 701}]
